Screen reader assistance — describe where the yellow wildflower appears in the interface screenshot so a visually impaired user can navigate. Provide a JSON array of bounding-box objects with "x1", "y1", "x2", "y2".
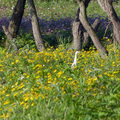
[
  {"x1": 20, "y1": 101, "x2": 24, "y2": 105},
  {"x1": 3, "y1": 100, "x2": 10, "y2": 105},
  {"x1": 36, "y1": 76, "x2": 40, "y2": 79},
  {"x1": 31, "y1": 102, "x2": 35, "y2": 106},
  {"x1": 13, "y1": 92, "x2": 19, "y2": 97},
  {"x1": 72, "y1": 94, "x2": 76, "y2": 98},
  {"x1": 57, "y1": 71, "x2": 63, "y2": 77},
  {"x1": 68, "y1": 78, "x2": 72, "y2": 80}
]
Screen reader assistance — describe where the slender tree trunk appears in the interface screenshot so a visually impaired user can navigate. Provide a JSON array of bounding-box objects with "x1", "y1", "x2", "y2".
[
  {"x1": 2, "y1": 25, "x2": 18, "y2": 52},
  {"x1": 83, "y1": 19, "x2": 100, "y2": 48},
  {"x1": 72, "y1": 7, "x2": 100, "y2": 51},
  {"x1": 8, "y1": 0, "x2": 26, "y2": 37},
  {"x1": 72, "y1": 8, "x2": 83, "y2": 51},
  {"x1": 76, "y1": 0, "x2": 108, "y2": 57},
  {"x1": 2, "y1": 0, "x2": 26, "y2": 51},
  {"x1": 72, "y1": 21, "x2": 83, "y2": 51},
  {"x1": 97, "y1": 0, "x2": 120, "y2": 44},
  {"x1": 27, "y1": 0, "x2": 45, "y2": 52}
]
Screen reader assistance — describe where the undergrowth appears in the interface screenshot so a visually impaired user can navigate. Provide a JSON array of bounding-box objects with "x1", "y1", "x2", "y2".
[
  {"x1": 0, "y1": 0, "x2": 120, "y2": 119},
  {"x1": 0, "y1": 43, "x2": 120, "y2": 119}
]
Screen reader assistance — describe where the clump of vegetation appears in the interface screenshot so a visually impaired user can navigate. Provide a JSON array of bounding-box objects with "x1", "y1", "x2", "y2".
[
  {"x1": 0, "y1": 44, "x2": 120, "y2": 119},
  {"x1": 0, "y1": 0, "x2": 120, "y2": 119}
]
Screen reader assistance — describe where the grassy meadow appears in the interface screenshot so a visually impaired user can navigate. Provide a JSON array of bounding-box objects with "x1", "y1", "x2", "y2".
[{"x1": 0, "y1": 0, "x2": 120, "y2": 119}]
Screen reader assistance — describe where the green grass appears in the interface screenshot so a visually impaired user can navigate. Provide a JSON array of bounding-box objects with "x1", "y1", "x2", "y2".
[
  {"x1": 0, "y1": 43, "x2": 120, "y2": 119},
  {"x1": 87, "y1": 1, "x2": 120, "y2": 17},
  {"x1": 1, "y1": 0, "x2": 120, "y2": 19},
  {"x1": 0, "y1": 0, "x2": 120, "y2": 119}
]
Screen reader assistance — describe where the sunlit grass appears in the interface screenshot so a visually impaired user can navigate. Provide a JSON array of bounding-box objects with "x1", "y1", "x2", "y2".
[
  {"x1": 0, "y1": 0, "x2": 120, "y2": 119},
  {"x1": 1, "y1": 0, "x2": 120, "y2": 19},
  {"x1": 0, "y1": 43, "x2": 120, "y2": 119}
]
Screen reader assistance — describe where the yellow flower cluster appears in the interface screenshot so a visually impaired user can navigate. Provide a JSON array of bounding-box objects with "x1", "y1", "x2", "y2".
[{"x1": 0, "y1": 44, "x2": 120, "y2": 118}]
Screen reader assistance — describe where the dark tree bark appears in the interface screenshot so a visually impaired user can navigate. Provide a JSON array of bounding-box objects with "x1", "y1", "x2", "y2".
[
  {"x1": 83, "y1": 19, "x2": 100, "y2": 48},
  {"x1": 76, "y1": 0, "x2": 108, "y2": 57},
  {"x1": 2, "y1": 0, "x2": 26, "y2": 51},
  {"x1": 72, "y1": 7, "x2": 100, "y2": 51},
  {"x1": 97, "y1": 0, "x2": 120, "y2": 44},
  {"x1": 8, "y1": 0, "x2": 26, "y2": 37},
  {"x1": 27, "y1": 0, "x2": 45, "y2": 52}
]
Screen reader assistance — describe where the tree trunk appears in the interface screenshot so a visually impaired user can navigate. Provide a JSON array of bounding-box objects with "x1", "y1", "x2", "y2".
[
  {"x1": 27, "y1": 0, "x2": 45, "y2": 52},
  {"x1": 76, "y1": 0, "x2": 108, "y2": 57},
  {"x1": 83, "y1": 19, "x2": 100, "y2": 48},
  {"x1": 72, "y1": 7, "x2": 100, "y2": 51},
  {"x1": 8, "y1": 0, "x2": 26, "y2": 37},
  {"x1": 72, "y1": 7, "x2": 83, "y2": 51},
  {"x1": 2, "y1": 25, "x2": 18, "y2": 53},
  {"x1": 2, "y1": 0, "x2": 26, "y2": 51},
  {"x1": 72, "y1": 21, "x2": 83, "y2": 51},
  {"x1": 97, "y1": 0, "x2": 120, "y2": 44}
]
